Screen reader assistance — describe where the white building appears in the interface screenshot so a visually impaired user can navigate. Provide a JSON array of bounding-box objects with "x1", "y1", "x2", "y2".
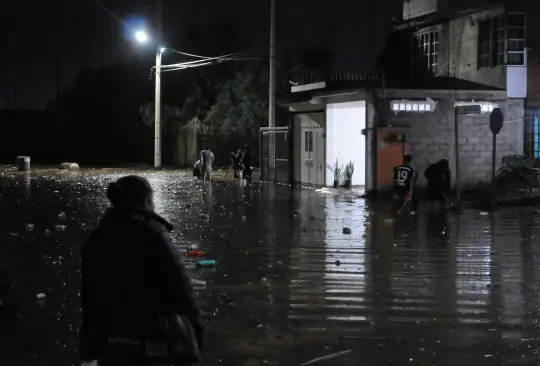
[{"x1": 279, "y1": 0, "x2": 539, "y2": 193}]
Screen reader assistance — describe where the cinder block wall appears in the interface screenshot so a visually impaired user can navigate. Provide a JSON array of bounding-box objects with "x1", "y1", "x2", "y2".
[{"x1": 384, "y1": 95, "x2": 524, "y2": 187}]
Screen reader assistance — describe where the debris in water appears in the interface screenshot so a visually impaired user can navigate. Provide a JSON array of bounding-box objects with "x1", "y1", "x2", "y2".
[
  {"x1": 384, "y1": 219, "x2": 393, "y2": 224},
  {"x1": 196, "y1": 260, "x2": 216, "y2": 267},
  {"x1": 36, "y1": 293, "x2": 46, "y2": 300},
  {"x1": 300, "y1": 350, "x2": 353, "y2": 366},
  {"x1": 44, "y1": 229, "x2": 51, "y2": 236},
  {"x1": 25, "y1": 223, "x2": 35, "y2": 232},
  {"x1": 241, "y1": 216, "x2": 247, "y2": 221},
  {"x1": 342, "y1": 227, "x2": 351, "y2": 234},
  {"x1": 480, "y1": 212, "x2": 489, "y2": 216},
  {"x1": 187, "y1": 250, "x2": 205, "y2": 257},
  {"x1": 200, "y1": 214, "x2": 210, "y2": 220},
  {"x1": 55, "y1": 225, "x2": 66, "y2": 231},
  {"x1": 9, "y1": 233, "x2": 19, "y2": 237},
  {"x1": 58, "y1": 212, "x2": 67, "y2": 220},
  {"x1": 335, "y1": 260, "x2": 341, "y2": 266}
]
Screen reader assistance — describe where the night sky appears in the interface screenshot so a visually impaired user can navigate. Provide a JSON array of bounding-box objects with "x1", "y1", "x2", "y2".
[{"x1": 0, "y1": 0, "x2": 400, "y2": 109}]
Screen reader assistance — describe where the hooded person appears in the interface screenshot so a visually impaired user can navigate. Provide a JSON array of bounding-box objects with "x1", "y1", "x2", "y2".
[
  {"x1": 424, "y1": 159, "x2": 451, "y2": 209},
  {"x1": 80, "y1": 175, "x2": 204, "y2": 365}
]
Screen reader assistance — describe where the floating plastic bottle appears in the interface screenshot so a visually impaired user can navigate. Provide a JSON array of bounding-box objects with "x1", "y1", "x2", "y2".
[{"x1": 196, "y1": 260, "x2": 216, "y2": 267}]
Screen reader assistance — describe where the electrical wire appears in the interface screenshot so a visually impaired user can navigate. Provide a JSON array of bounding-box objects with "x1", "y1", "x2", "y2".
[{"x1": 165, "y1": 48, "x2": 243, "y2": 60}]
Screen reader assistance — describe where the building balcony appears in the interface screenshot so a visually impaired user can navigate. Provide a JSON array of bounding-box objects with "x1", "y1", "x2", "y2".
[{"x1": 290, "y1": 73, "x2": 380, "y2": 93}]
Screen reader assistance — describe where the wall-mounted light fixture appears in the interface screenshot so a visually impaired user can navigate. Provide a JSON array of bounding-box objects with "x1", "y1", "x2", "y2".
[{"x1": 390, "y1": 97, "x2": 437, "y2": 113}]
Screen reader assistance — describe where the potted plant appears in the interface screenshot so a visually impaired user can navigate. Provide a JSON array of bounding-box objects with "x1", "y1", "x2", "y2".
[
  {"x1": 344, "y1": 161, "x2": 355, "y2": 188},
  {"x1": 333, "y1": 159, "x2": 342, "y2": 188}
]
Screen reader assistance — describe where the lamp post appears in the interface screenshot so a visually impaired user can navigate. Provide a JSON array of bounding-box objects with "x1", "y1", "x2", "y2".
[
  {"x1": 154, "y1": 48, "x2": 163, "y2": 168},
  {"x1": 134, "y1": 29, "x2": 164, "y2": 168}
]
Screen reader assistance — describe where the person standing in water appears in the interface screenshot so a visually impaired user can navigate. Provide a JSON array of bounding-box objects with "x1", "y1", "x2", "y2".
[
  {"x1": 80, "y1": 175, "x2": 204, "y2": 365},
  {"x1": 242, "y1": 145, "x2": 252, "y2": 183},
  {"x1": 424, "y1": 159, "x2": 451, "y2": 210},
  {"x1": 201, "y1": 146, "x2": 214, "y2": 183},
  {"x1": 393, "y1": 154, "x2": 418, "y2": 214}
]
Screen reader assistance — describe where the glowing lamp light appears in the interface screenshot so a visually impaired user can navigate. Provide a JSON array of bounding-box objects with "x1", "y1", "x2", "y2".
[{"x1": 135, "y1": 30, "x2": 149, "y2": 44}]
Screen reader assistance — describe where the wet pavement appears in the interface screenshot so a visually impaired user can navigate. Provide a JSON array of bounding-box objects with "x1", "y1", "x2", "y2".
[{"x1": 1, "y1": 170, "x2": 540, "y2": 365}]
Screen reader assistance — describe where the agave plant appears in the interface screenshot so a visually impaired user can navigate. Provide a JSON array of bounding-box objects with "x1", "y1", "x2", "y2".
[
  {"x1": 334, "y1": 159, "x2": 343, "y2": 181},
  {"x1": 345, "y1": 161, "x2": 355, "y2": 180}
]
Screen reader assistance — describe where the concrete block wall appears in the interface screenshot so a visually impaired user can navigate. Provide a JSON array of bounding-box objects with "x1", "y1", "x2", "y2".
[{"x1": 385, "y1": 95, "x2": 524, "y2": 187}]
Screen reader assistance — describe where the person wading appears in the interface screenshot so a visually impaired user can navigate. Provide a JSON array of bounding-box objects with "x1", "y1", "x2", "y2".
[
  {"x1": 424, "y1": 159, "x2": 451, "y2": 210},
  {"x1": 393, "y1": 154, "x2": 418, "y2": 215},
  {"x1": 80, "y1": 175, "x2": 204, "y2": 366},
  {"x1": 201, "y1": 146, "x2": 214, "y2": 183},
  {"x1": 242, "y1": 145, "x2": 252, "y2": 183}
]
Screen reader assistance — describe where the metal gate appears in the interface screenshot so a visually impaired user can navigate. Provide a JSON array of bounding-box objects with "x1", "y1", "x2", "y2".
[{"x1": 260, "y1": 127, "x2": 290, "y2": 183}]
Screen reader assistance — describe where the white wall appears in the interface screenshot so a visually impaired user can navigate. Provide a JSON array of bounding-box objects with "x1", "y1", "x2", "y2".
[
  {"x1": 403, "y1": 0, "x2": 438, "y2": 19},
  {"x1": 326, "y1": 101, "x2": 366, "y2": 186}
]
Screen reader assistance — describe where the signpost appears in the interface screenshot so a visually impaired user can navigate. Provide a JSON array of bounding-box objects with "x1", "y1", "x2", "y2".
[{"x1": 489, "y1": 108, "x2": 504, "y2": 182}]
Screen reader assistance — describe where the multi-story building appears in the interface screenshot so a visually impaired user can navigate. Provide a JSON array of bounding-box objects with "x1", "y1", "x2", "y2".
[{"x1": 278, "y1": 0, "x2": 539, "y2": 192}]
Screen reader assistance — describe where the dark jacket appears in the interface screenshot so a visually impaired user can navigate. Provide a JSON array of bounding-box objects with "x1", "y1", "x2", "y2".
[
  {"x1": 242, "y1": 150, "x2": 251, "y2": 168},
  {"x1": 80, "y1": 208, "x2": 204, "y2": 361},
  {"x1": 424, "y1": 163, "x2": 451, "y2": 192}
]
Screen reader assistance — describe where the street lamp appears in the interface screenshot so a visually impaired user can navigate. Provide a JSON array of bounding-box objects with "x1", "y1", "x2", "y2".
[
  {"x1": 134, "y1": 30, "x2": 149, "y2": 44},
  {"x1": 134, "y1": 29, "x2": 163, "y2": 168}
]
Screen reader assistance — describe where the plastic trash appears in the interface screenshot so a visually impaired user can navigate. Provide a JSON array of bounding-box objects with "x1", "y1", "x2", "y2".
[
  {"x1": 342, "y1": 227, "x2": 351, "y2": 234},
  {"x1": 187, "y1": 250, "x2": 205, "y2": 257},
  {"x1": 196, "y1": 260, "x2": 216, "y2": 267},
  {"x1": 58, "y1": 212, "x2": 67, "y2": 220},
  {"x1": 25, "y1": 223, "x2": 35, "y2": 232},
  {"x1": 36, "y1": 293, "x2": 46, "y2": 300},
  {"x1": 55, "y1": 225, "x2": 66, "y2": 231},
  {"x1": 480, "y1": 212, "x2": 489, "y2": 216}
]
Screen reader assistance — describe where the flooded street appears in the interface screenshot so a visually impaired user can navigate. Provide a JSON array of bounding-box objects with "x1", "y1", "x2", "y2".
[{"x1": 1, "y1": 170, "x2": 540, "y2": 365}]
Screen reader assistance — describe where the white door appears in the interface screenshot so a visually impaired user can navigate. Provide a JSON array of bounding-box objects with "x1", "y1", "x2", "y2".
[
  {"x1": 301, "y1": 127, "x2": 313, "y2": 184},
  {"x1": 298, "y1": 113, "x2": 325, "y2": 186}
]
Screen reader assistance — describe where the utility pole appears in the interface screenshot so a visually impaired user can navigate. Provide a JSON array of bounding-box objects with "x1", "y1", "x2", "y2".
[
  {"x1": 154, "y1": 50, "x2": 162, "y2": 168},
  {"x1": 269, "y1": 0, "x2": 276, "y2": 128},
  {"x1": 154, "y1": 0, "x2": 163, "y2": 168},
  {"x1": 268, "y1": 0, "x2": 276, "y2": 179}
]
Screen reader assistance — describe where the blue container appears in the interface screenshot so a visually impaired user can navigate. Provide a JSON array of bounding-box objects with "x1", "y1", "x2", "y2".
[{"x1": 196, "y1": 260, "x2": 216, "y2": 267}]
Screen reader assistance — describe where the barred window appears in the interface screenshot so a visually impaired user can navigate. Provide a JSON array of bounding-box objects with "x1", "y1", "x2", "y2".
[
  {"x1": 478, "y1": 13, "x2": 526, "y2": 68},
  {"x1": 413, "y1": 31, "x2": 438, "y2": 75}
]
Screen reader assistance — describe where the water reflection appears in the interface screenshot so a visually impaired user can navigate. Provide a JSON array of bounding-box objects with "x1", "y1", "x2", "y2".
[
  {"x1": 324, "y1": 195, "x2": 369, "y2": 324},
  {"x1": 0, "y1": 171, "x2": 539, "y2": 365},
  {"x1": 202, "y1": 184, "x2": 213, "y2": 203}
]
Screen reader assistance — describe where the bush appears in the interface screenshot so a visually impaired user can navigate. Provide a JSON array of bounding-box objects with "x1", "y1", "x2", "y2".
[{"x1": 495, "y1": 155, "x2": 539, "y2": 189}]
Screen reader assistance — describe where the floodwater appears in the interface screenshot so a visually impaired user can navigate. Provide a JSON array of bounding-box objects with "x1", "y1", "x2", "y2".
[{"x1": 1, "y1": 170, "x2": 540, "y2": 365}]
